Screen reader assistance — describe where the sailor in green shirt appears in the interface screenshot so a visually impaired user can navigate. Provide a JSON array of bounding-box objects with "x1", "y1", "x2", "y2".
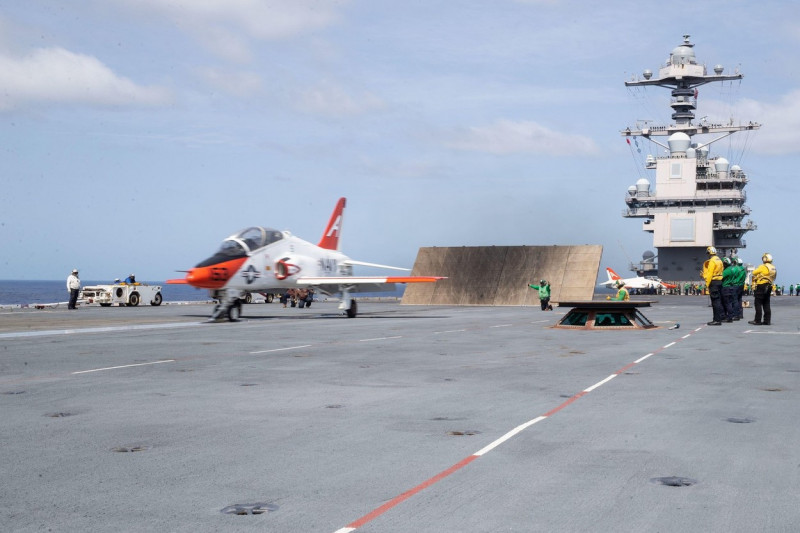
[
  {"x1": 731, "y1": 257, "x2": 747, "y2": 320},
  {"x1": 721, "y1": 257, "x2": 737, "y2": 322},
  {"x1": 606, "y1": 279, "x2": 629, "y2": 301},
  {"x1": 528, "y1": 279, "x2": 553, "y2": 310}
]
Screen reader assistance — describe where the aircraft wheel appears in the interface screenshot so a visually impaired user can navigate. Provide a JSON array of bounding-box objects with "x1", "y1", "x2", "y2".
[
  {"x1": 128, "y1": 292, "x2": 140, "y2": 306},
  {"x1": 228, "y1": 301, "x2": 242, "y2": 321},
  {"x1": 346, "y1": 299, "x2": 357, "y2": 318},
  {"x1": 266, "y1": 293, "x2": 274, "y2": 303},
  {"x1": 151, "y1": 292, "x2": 162, "y2": 306},
  {"x1": 245, "y1": 293, "x2": 252, "y2": 304}
]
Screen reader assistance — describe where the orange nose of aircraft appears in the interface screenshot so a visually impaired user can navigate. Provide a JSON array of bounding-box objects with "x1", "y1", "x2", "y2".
[{"x1": 184, "y1": 257, "x2": 248, "y2": 289}]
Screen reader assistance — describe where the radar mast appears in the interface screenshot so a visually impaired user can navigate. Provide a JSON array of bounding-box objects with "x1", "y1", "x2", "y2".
[{"x1": 622, "y1": 36, "x2": 759, "y2": 281}]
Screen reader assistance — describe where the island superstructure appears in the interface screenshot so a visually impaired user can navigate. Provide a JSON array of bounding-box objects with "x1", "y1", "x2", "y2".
[{"x1": 622, "y1": 35, "x2": 759, "y2": 281}]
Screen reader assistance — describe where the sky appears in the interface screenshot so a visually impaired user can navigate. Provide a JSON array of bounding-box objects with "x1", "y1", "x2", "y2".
[{"x1": 1, "y1": 1, "x2": 799, "y2": 285}]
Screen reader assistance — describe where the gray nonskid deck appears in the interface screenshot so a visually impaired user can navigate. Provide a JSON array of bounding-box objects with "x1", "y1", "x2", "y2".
[{"x1": 1, "y1": 296, "x2": 798, "y2": 532}]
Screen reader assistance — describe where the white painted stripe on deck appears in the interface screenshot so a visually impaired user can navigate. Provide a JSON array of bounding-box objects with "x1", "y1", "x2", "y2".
[
  {"x1": 250, "y1": 344, "x2": 312, "y2": 354},
  {"x1": 584, "y1": 374, "x2": 617, "y2": 392},
  {"x1": 72, "y1": 360, "x2": 175, "y2": 374},
  {"x1": 473, "y1": 416, "x2": 548, "y2": 456},
  {"x1": 0, "y1": 321, "x2": 202, "y2": 340},
  {"x1": 359, "y1": 336, "x2": 402, "y2": 342}
]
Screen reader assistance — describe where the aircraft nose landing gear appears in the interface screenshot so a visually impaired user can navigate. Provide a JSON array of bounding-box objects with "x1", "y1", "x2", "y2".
[{"x1": 210, "y1": 289, "x2": 244, "y2": 322}]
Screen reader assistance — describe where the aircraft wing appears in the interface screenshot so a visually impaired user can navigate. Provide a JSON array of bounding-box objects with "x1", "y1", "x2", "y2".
[
  {"x1": 342, "y1": 260, "x2": 411, "y2": 271},
  {"x1": 296, "y1": 276, "x2": 445, "y2": 285},
  {"x1": 296, "y1": 276, "x2": 445, "y2": 297},
  {"x1": 312, "y1": 282, "x2": 397, "y2": 295}
]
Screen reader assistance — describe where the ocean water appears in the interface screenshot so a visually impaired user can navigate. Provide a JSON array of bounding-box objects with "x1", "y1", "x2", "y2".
[{"x1": 0, "y1": 280, "x2": 211, "y2": 306}]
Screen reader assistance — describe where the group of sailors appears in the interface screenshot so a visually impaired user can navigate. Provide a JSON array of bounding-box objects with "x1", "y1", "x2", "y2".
[
  {"x1": 280, "y1": 288, "x2": 315, "y2": 308},
  {"x1": 703, "y1": 247, "x2": 777, "y2": 326}
]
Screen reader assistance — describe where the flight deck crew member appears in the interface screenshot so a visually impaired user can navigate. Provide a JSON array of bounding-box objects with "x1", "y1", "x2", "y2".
[
  {"x1": 124, "y1": 274, "x2": 136, "y2": 284},
  {"x1": 701, "y1": 246, "x2": 724, "y2": 325},
  {"x1": 731, "y1": 257, "x2": 746, "y2": 320},
  {"x1": 67, "y1": 269, "x2": 81, "y2": 310},
  {"x1": 749, "y1": 253, "x2": 778, "y2": 326},
  {"x1": 528, "y1": 280, "x2": 553, "y2": 310},
  {"x1": 607, "y1": 279, "x2": 630, "y2": 301},
  {"x1": 721, "y1": 257, "x2": 737, "y2": 322}
]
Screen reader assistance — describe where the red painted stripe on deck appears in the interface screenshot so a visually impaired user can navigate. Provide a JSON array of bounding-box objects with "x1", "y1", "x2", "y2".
[
  {"x1": 335, "y1": 324, "x2": 701, "y2": 532},
  {"x1": 345, "y1": 455, "x2": 478, "y2": 529}
]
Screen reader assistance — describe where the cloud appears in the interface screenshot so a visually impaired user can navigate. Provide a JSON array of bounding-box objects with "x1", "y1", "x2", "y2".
[
  {"x1": 0, "y1": 47, "x2": 172, "y2": 111},
  {"x1": 700, "y1": 91, "x2": 800, "y2": 155},
  {"x1": 296, "y1": 79, "x2": 385, "y2": 117},
  {"x1": 737, "y1": 92, "x2": 800, "y2": 155},
  {"x1": 446, "y1": 119, "x2": 600, "y2": 156},
  {"x1": 117, "y1": 0, "x2": 347, "y2": 63}
]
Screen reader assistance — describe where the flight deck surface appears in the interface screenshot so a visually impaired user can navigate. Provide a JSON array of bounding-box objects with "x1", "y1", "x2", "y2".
[{"x1": 2, "y1": 297, "x2": 799, "y2": 532}]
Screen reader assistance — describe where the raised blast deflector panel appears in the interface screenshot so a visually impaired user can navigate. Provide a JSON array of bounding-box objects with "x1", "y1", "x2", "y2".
[{"x1": 402, "y1": 245, "x2": 602, "y2": 306}]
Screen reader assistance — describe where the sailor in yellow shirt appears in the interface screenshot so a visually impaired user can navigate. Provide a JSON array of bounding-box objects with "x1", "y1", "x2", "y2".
[
  {"x1": 701, "y1": 246, "x2": 725, "y2": 325},
  {"x1": 749, "y1": 253, "x2": 778, "y2": 325}
]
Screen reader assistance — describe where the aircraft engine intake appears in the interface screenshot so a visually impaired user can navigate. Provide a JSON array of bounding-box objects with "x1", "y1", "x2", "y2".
[{"x1": 275, "y1": 257, "x2": 301, "y2": 280}]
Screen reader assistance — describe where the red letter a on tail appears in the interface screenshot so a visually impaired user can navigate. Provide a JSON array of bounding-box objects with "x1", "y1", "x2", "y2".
[{"x1": 317, "y1": 197, "x2": 346, "y2": 251}]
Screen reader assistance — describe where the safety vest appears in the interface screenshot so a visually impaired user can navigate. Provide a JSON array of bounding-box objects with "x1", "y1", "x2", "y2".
[{"x1": 752, "y1": 263, "x2": 777, "y2": 286}]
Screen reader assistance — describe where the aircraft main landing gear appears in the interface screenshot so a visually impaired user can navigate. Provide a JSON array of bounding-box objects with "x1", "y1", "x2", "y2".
[{"x1": 339, "y1": 289, "x2": 358, "y2": 318}]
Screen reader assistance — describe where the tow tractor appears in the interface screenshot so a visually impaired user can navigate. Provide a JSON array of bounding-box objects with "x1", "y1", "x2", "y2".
[{"x1": 80, "y1": 283, "x2": 163, "y2": 307}]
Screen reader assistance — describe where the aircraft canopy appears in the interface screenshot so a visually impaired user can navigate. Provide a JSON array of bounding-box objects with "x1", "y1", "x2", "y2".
[
  {"x1": 230, "y1": 227, "x2": 284, "y2": 253},
  {"x1": 195, "y1": 227, "x2": 284, "y2": 268}
]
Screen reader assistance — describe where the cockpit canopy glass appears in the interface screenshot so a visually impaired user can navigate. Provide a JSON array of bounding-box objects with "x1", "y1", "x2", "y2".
[
  {"x1": 195, "y1": 227, "x2": 283, "y2": 268},
  {"x1": 234, "y1": 227, "x2": 284, "y2": 253}
]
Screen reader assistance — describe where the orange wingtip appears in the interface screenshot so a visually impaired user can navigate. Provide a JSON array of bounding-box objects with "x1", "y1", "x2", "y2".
[
  {"x1": 166, "y1": 278, "x2": 188, "y2": 284},
  {"x1": 386, "y1": 276, "x2": 447, "y2": 283}
]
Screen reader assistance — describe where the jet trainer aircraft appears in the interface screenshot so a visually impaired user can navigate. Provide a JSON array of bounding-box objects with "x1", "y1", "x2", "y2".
[
  {"x1": 167, "y1": 197, "x2": 444, "y2": 320},
  {"x1": 598, "y1": 267, "x2": 677, "y2": 291}
]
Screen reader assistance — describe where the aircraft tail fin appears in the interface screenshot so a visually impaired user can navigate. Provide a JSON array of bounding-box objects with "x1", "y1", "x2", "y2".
[
  {"x1": 606, "y1": 267, "x2": 622, "y2": 281},
  {"x1": 317, "y1": 197, "x2": 346, "y2": 251}
]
